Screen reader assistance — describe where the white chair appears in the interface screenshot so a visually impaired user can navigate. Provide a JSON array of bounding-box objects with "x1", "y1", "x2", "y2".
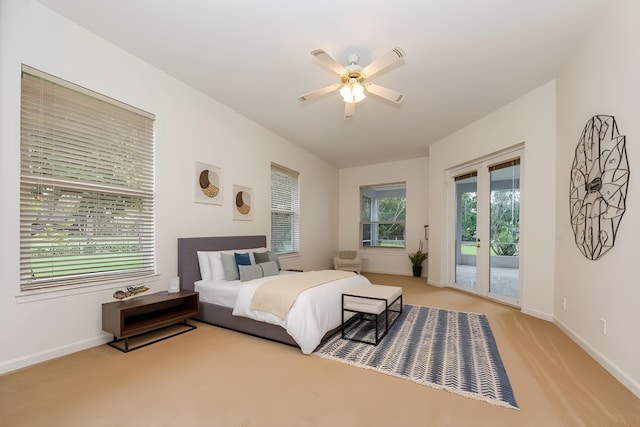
[{"x1": 333, "y1": 250, "x2": 362, "y2": 274}]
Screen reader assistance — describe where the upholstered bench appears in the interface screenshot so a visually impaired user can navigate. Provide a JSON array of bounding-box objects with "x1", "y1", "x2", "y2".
[{"x1": 341, "y1": 284, "x2": 403, "y2": 345}]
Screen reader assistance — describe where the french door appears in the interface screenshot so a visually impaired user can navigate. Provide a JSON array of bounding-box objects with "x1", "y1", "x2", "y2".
[{"x1": 452, "y1": 150, "x2": 521, "y2": 305}]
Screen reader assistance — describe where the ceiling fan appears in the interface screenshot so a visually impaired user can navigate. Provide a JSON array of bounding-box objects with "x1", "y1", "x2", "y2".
[{"x1": 298, "y1": 47, "x2": 406, "y2": 119}]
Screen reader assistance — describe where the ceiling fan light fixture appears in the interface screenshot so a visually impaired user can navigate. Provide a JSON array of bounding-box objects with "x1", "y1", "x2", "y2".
[
  {"x1": 340, "y1": 78, "x2": 366, "y2": 103},
  {"x1": 299, "y1": 47, "x2": 406, "y2": 117},
  {"x1": 352, "y1": 82, "x2": 366, "y2": 102}
]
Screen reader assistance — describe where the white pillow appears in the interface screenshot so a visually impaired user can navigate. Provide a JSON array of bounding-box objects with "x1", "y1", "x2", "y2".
[
  {"x1": 207, "y1": 247, "x2": 267, "y2": 281},
  {"x1": 207, "y1": 252, "x2": 225, "y2": 281},
  {"x1": 197, "y1": 251, "x2": 213, "y2": 280},
  {"x1": 198, "y1": 247, "x2": 267, "y2": 281}
]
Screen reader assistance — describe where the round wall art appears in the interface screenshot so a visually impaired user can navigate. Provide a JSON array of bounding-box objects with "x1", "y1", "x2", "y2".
[
  {"x1": 199, "y1": 169, "x2": 219, "y2": 198},
  {"x1": 569, "y1": 115, "x2": 629, "y2": 260},
  {"x1": 233, "y1": 184, "x2": 253, "y2": 221},
  {"x1": 236, "y1": 191, "x2": 251, "y2": 215},
  {"x1": 194, "y1": 161, "x2": 222, "y2": 205}
]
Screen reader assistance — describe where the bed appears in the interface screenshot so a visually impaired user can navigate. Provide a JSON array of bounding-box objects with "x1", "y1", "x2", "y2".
[{"x1": 177, "y1": 235, "x2": 371, "y2": 353}]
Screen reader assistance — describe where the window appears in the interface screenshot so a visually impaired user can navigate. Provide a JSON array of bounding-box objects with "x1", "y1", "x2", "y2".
[
  {"x1": 270, "y1": 163, "x2": 299, "y2": 255},
  {"x1": 360, "y1": 183, "x2": 406, "y2": 248},
  {"x1": 20, "y1": 66, "x2": 156, "y2": 291}
]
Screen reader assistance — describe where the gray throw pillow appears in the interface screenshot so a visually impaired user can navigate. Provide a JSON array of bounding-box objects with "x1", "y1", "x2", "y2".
[
  {"x1": 259, "y1": 261, "x2": 279, "y2": 278},
  {"x1": 239, "y1": 263, "x2": 263, "y2": 282},
  {"x1": 254, "y1": 251, "x2": 269, "y2": 264},
  {"x1": 254, "y1": 251, "x2": 281, "y2": 271},
  {"x1": 220, "y1": 253, "x2": 239, "y2": 281},
  {"x1": 267, "y1": 251, "x2": 281, "y2": 271}
]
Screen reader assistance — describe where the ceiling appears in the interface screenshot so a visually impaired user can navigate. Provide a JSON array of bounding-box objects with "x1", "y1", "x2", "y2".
[{"x1": 37, "y1": 0, "x2": 609, "y2": 169}]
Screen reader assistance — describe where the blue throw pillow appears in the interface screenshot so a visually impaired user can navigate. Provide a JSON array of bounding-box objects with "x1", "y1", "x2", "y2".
[{"x1": 234, "y1": 252, "x2": 252, "y2": 271}]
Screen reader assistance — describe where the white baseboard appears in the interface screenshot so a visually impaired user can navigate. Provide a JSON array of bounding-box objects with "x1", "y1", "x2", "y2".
[
  {"x1": 554, "y1": 317, "x2": 640, "y2": 398},
  {"x1": 362, "y1": 268, "x2": 413, "y2": 276},
  {"x1": 521, "y1": 306, "x2": 554, "y2": 322},
  {"x1": 0, "y1": 334, "x2": 111, "y2": 375}
]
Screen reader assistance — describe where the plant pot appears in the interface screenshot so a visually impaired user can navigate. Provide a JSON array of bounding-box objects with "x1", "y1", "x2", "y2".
[{"x1": 412, "y1": 265, "x2": 422, "y2": 277}]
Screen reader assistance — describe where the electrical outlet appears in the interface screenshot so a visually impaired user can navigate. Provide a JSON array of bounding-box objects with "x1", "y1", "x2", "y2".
[
  {"x1": 600, "y1": 318, "x2": 607, "y2": 335},
  {"x1": 562, "y1": 297, "x2": 566, "y2": 310}
]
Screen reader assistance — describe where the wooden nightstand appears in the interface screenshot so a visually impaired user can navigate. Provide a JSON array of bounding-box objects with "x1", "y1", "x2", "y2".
[{"x1": 102, "y1": 290, "x2": 199, "y2": 352}]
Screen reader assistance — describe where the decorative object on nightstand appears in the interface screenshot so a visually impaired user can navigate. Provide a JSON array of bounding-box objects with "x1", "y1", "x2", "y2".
[
  {"x1": 408, "y1": 240, "x2": 428, "y2": 277},
  {"x1": 168, "y1": 276, "x2": 180, "y2": 294},
  {"x1": 333, "y1": 250, "x2": 362, "y2": 274},
  {"x1": 112, "y1": 284, "x2": 149, "y2": 300}
]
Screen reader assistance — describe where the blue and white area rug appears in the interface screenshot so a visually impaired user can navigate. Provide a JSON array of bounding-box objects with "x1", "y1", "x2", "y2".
[{"x1": 313, "y1": 304, "x2": 518, "y2": 410}]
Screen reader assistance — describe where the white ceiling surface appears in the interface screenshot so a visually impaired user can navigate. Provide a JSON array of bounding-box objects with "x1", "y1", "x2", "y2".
[{"x1": 37, "y1": 0, "x2": 608, "y2": 168}]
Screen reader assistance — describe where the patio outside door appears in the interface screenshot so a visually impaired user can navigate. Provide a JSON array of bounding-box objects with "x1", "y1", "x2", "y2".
[
  {"x1": 454, "y1": 170, "x2": 479, "y2": 290},
  {"x1": 453, "y1": 150, "x2": 521, "y2": 305}
]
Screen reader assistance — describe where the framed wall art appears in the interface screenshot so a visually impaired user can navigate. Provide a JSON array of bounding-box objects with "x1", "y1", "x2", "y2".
[
  {"x1": 195, "y1": 161, "x2": 222, "y2": 205},
  {"x1": 233, "y1": 184, "x2": 253, "y2": 221}
]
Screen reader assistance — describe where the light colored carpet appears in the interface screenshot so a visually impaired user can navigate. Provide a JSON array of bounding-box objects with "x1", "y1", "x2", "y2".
[{"x1": 0, "y1": 273, "x2": 639, "y2": 426}]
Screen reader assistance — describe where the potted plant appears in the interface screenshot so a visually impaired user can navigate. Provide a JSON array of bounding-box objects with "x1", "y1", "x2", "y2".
[{"x1": 408, "y1": 241, "x2": 428, "y2": 277}]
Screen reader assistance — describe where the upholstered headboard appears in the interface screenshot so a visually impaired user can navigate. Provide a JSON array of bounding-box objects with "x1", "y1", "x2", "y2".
[{"x1": 177, "y1": 235, "x2": 267, "y2": 291}]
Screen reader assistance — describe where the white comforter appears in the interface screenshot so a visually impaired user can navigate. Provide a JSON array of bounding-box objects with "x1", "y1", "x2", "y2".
[{"x1": 232, "y1": 271, "x2": 371, "y2": 354}]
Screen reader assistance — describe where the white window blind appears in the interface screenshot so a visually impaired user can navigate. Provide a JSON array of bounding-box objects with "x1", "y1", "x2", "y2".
[
  {"x1": 20, "y1": 66, "x2": 156, "y2": 290},
  {"x1": 270, "y1": 163, "x2": 299, "y2": 255}
]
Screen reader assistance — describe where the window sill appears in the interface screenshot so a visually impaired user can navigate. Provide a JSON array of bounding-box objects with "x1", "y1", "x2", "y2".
[
  {"x1": 278, "y1": 252, "x2": 300, "y2": 261},
  {"x1": 15, "y1": 274, "x2": 160, "y2": 304},
  {"x1": 360, "y1": 247, "x2": 406, "y2": 254}
]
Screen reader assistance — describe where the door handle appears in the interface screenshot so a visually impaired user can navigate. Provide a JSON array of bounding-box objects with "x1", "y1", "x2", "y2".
[{"x1": 476, "y1": 238, "x2": 481, "y2": 248}]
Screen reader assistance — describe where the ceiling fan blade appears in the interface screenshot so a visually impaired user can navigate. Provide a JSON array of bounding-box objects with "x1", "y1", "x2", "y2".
[
  {"x1": 298, "y1": 84, "x2": 341, "y2": 102},
  {"x1": 365, "y1": 83, "x2": 405, "y2": 104},
  {"x1": 344, "y1": 101, "x2": 355, "y2": 119},
  {"x1": 362, "y1": 47, "x2": 406, "y2": 79},
  {"x1": 310, "y1": 49, "x2": 346, "y2": 75}
]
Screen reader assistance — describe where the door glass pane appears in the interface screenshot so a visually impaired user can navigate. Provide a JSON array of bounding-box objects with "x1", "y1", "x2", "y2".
[
  {"x1": 489, "y1": 161, "x2": 520, "y2": 300},
  {"x1": 455, "y1": 174, "x2": 477, "y2": 288}
]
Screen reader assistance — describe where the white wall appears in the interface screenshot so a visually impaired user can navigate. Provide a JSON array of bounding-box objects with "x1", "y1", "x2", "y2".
[
  {"x1": 338, "y1": 157, "x2": 429, "y2": 276},
  {"x1": 2, "y1": 0, "x2": 638, "y2": 398},
  {"x1": 554, "y1": 0, "x2": 640, "y2": 396},
  {"x1": 427, "y1": 81, "x2": 558, "y2": 320},
  {"x1": 0, "y1": 0, "x2": 338, "y2": 373}
]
